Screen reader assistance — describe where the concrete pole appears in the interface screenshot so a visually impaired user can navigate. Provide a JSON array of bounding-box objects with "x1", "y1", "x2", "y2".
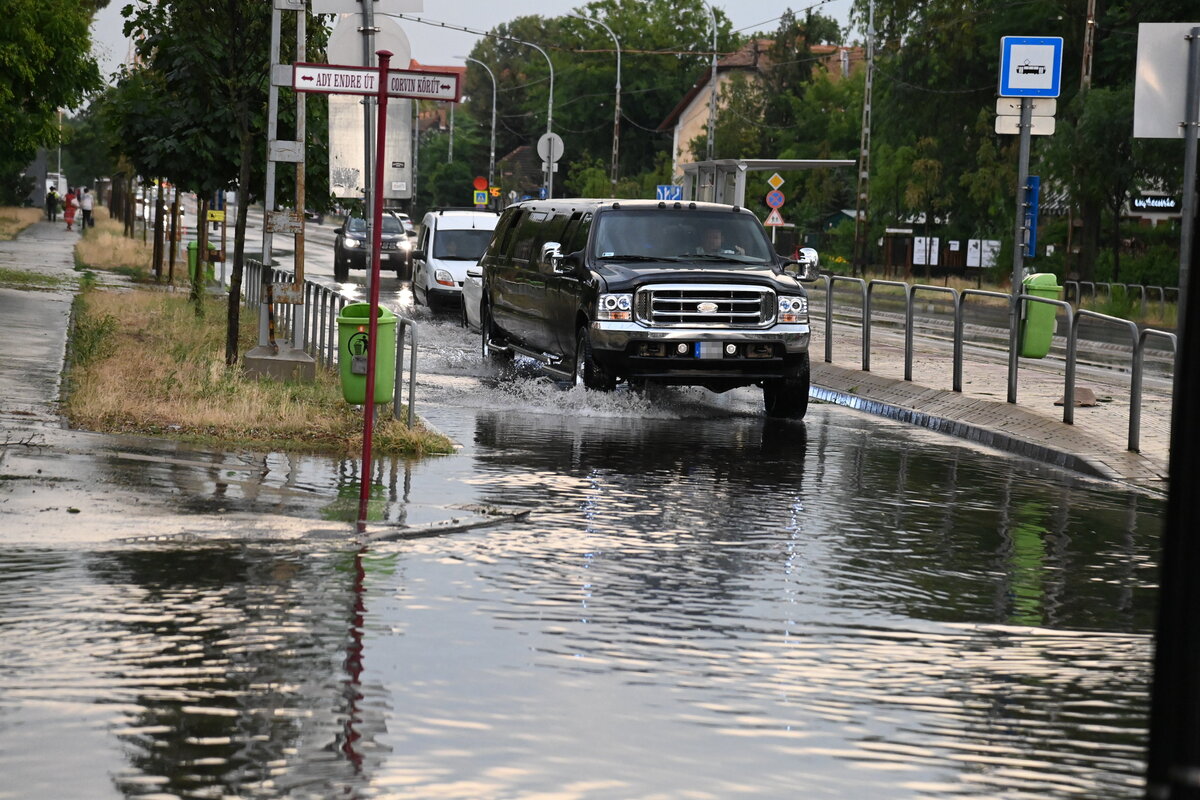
[
  {"x1": 569, "y1": 14, "x2": 621, "y2": 187},
  {"x1": 462, "y1": 56, "x2": 497, "y2": 192}
]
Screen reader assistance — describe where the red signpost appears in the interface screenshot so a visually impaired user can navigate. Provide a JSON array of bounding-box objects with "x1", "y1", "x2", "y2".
[
  {"x1": 292, "y1": 53, "x2": 462, "y2": 528},
  {"x1": 357, "y1": 49, "x2": 393, "y2": 528}
]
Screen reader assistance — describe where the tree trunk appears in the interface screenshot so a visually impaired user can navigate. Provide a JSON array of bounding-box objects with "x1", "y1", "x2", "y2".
[
  {"x1": 1077, "y1": 198, "x2": 1101, "y2": 282},
  {"x1": 152, "y1": 181, "x2": 164, "y2": 281},
  {"x1": 192, "y1": 196, "x2": 208, "y2": 313},
  {"x1": 1110, "y1": 203, "x2": 1122, "y2": 284},
  {"x1": 225, "y1": 126, "x2": 254, "y2": 366}
]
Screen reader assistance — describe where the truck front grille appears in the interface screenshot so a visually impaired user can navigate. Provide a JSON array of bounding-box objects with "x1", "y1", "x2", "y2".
[{"x1": 635, "y1": 284, "x2": 774, "y2": 328}]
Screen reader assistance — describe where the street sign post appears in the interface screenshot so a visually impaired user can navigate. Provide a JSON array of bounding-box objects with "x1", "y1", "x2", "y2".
[
  {"x1": 294, "y1": 62, "x2": 461, "y2": 102},
  {"x1": 998, "y1": 36, "x2": 1062, "y2": 406}
]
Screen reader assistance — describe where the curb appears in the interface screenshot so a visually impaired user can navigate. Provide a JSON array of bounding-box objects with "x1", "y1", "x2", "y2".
[{"x1": 809, "y1": 383, "x2": 1114, "y2": 482}]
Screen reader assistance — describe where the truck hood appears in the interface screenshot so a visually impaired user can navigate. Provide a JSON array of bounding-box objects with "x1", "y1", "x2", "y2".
[{"x1": 594, "y1": 260, "x2": 801, "y2": 293}]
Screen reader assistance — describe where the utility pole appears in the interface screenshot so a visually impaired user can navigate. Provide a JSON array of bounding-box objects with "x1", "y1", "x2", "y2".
[{"x1": 852, "y1": 0, "x2": 876, "y2": 276}]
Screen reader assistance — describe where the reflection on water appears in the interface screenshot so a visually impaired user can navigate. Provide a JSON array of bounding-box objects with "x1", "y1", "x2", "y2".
[{"x1": 0, "y1": 406, "x2": 1160, "y2": 798}]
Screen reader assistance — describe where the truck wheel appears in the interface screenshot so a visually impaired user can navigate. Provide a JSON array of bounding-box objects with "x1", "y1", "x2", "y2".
[
  {"x1": 574, "y1": 327, "x2": 616, "y2": 391},
  {"x1": 763, "y1": 353, "x2": 810, "y2": 419},
  {"x1": 481, "y1": 304, "x2": 513, "y2": 364}
]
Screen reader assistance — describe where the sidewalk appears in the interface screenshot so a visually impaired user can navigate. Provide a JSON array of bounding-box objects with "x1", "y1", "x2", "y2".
[
  {"x1": 809, "y1": 316, "x2": 1171, "y2": 494},
  {"x1": 0, "y1": 219, "x2": 1173, "y2": 498}
]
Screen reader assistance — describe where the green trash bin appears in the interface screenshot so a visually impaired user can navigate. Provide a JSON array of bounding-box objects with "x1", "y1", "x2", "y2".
[
  {"x1": 337, "y1": 303, "x2": 396, "y2": 404},
  {"x1": 186, "y1": 241, "x2": 215, "y2": 283},
  {"x1": 1019, "y1": 272, "x2": 1062, "y2": 359}
]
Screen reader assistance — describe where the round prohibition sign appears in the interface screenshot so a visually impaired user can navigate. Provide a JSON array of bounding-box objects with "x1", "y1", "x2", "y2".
[{"x1": 765, "y1": 190, "x2": 785, "y2": 209}]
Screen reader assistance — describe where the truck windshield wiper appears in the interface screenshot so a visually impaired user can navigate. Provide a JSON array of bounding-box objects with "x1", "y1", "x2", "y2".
[
  {"x1": 597, "y1": 253, "x2": 680, "y2": 262},
  {"x1": 683, "y1": 253, "x2": 753, "y2": 262}
]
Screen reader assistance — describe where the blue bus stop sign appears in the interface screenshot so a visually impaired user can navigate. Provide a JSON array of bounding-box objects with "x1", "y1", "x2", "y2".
[{"x1": 999, "y1": 36, "x2": 1063, "y2": 97}]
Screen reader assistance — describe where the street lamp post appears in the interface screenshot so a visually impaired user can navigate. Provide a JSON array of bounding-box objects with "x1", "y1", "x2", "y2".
[
  {"x1": 568, "y1": 13, "x2": 621, "y2": 188},
  {"x1": 703, "y1": 1, "x2": 717, "y2": 162},
  {"x1": 513, "y1": 39, "x2": 555, "y2": 198},
  {"x1": 461, "y1": 56, "x2": 497, "y2": 196}
]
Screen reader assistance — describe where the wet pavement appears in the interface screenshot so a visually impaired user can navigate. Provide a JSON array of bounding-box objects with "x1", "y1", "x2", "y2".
[{"x1": 0, "y1": 218, "x2": 1169, "y2": 797}]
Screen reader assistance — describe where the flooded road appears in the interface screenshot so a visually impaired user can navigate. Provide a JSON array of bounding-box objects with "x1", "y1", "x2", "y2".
[{"x1": 0, "y1": 309, "x2": 1161, "y2": 798}]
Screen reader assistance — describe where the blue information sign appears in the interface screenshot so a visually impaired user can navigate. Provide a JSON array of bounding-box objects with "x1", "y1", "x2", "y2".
[
  {"x1": 999, "y1": 36, "x2": 1063, "y2": 98},
  {"x1": 1024, "y1": 175, "x2": 1040, "y2": 258},
  {"x1": 656, "y1": 184, "x2": 683, "y2": 201}
]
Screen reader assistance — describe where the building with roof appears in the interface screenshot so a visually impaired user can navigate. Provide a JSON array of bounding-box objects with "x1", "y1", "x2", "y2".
[{"x1": 658, "y1": 39, "x2": 864, "y2": 181}]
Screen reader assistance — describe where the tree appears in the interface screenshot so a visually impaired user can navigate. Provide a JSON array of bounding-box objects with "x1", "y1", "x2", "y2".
[
  {"x1": 115, "y1": 0, "x2": 327, "y2": 363},
  {"x1": 0, "y1": 0, "x2": 102, "y2": 201}
]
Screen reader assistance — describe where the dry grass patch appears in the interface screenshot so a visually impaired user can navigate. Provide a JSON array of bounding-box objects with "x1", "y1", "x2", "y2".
[
  {"x1": 0, "y1": 207, "x2": 45, "y2": 240},
  {"x1": 65, "y1": 287, "x2": 454, "y2": 456},
  {"x1": 75, "y1": 210, "x2": 155, "y2": 279}
]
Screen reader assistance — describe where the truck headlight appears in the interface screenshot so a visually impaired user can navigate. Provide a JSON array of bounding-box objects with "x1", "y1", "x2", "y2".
[
  {"x1": 597, "y1": 293, "x2": 632, "y2": 321},
  {"x1": 778, "y1": 295, "x2": 808, "y2": 323}
]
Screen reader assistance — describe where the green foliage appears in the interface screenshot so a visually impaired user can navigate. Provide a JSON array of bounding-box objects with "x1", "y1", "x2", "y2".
[{"x1": 0, "y1": 0, "x2": 102, "y2": 198}]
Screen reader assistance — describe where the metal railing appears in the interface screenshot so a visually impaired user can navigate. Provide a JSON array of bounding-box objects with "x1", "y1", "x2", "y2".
[
  {"x1": 1064, "y1": 280, "x2": 1178, "y2": 319},
  {"x1": 812, "y1": 274, "x2": 1176, "y2": 453},
  {"x1": 243, "y1": 260, "x2": 420, "y2": 426}
]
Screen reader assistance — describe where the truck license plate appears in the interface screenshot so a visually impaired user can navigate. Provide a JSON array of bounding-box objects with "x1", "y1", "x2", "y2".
[{"x1": 694, "y1": 342, "x2": 723, "y2": 359}]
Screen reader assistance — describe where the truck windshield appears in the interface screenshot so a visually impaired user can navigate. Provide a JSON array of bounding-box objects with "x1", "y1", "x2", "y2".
[{"x1": 592, "y1": 210, "x2": 774, "y2": 263}]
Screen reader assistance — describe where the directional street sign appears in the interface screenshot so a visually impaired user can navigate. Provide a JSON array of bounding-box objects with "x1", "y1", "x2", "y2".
[
  {"x1": 294, "y1": 63, "x2": 378, "y2": 95},
  {"x1": 293, "y1": 62, "x2": 461, "y2": 102},
  {"x1": 999, "y1": 36, "x2": 1063, "y2": 97},
  {"x1": 656, "y1": 184, "x2": 683, "y2": 201},
  {"x1": 385, "y1": 68, "x2": 460, "y2": 102}
]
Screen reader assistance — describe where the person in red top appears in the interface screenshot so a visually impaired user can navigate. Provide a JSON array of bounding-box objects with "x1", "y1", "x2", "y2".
[{"x1": 63, "y1": 189, "x2": 79, "y2": 232}]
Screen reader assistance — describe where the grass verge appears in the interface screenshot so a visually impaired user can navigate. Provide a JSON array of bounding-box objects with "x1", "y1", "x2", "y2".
[
  {"x1": 74, "y1": 208, "x2": 156, "y2": 280},
  {"x1": 64, "y1": 286, "x2": 454, "y2": 457},
  {"x1": 0, "y1": 207, "x2": 43, "y2": 240},
  {"x1": 0, "y1": 267, "x2": 67, "y2": 290}
]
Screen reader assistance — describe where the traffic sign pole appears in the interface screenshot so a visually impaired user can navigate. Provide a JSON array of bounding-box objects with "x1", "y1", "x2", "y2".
[
  {"x1": 1007, "y1": 97, "x2": 1032, "y2": 405},
  {"x1": 358, "y1": 48, "x2": 393, "y2": 529}
]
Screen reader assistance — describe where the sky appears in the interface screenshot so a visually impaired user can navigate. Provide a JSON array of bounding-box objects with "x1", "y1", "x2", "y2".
[{"x1": 89, "y1": 0, "x2": 857, "y2": 84}]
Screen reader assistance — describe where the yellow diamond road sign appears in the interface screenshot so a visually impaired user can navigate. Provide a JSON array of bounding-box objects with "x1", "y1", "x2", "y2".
[{"x1": 767, "y1": 173, "x2": 785, "y2": 190}]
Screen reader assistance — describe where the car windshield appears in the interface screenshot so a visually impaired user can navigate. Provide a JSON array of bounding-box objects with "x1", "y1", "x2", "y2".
[
  {"x1": 592, "y1": 209, "x2": 773, "y2": 263},
  {"x1": 346, "y1": 216, "x2": 403, "y2": 234},
  {"x1": 433, "y1": 228, "x2": 494, "y2": 260}
]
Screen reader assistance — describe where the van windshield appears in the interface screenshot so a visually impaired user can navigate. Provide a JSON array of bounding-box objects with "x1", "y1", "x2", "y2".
[
  {"x1": 592, "y1": 209, "x2": 774, "y2": 264},
  {"x1": 434, "y1": 228, "x2": 494, "y2": 260}
]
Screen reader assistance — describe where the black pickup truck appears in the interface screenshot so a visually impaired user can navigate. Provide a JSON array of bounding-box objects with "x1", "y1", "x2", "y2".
[{"x1": 478, "y1": 199, "x2": 819, "y2": 418}]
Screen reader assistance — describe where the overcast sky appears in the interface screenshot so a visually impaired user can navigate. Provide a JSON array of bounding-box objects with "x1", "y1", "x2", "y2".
[{"x1": 89, "y1": 0, "x2": 857, "y2": 83}]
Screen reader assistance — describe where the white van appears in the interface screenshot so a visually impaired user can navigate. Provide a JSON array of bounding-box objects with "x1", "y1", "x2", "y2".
[{"x1": 412, "y1": 208, "x2": 501, "y2": 309}]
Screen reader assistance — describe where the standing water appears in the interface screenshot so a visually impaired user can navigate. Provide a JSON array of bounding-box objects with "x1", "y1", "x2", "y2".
[{"x1": 0, "y1": 317, "x2": 1161, "y2": 798}]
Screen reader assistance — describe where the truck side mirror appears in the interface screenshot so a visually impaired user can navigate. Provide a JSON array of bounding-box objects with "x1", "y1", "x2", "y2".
[{"x1": 542, "y1": 241, "x2": 567, "y2": 272}]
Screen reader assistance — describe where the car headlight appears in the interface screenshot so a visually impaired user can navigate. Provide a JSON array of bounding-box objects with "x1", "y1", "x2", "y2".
[
  {"x1": 777, "y1": 295, "x2": 808, "y2": 323},
  {"x1": 597, "y1": 293, "x2": 632, "y2": 321},
  {"x1": 344, "y1": 238, "x2": 361, "y2": 249},
  {"x1": 434, "y1": 269, "x2": 455, "y2": 287}
]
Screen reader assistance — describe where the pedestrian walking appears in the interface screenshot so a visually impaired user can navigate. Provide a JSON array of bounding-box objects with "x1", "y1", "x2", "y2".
[
  {"x1": 80, "y1": 188, "x2": 94, "y2": 231},
  {"x1": 64, "y1": 189, "x2": 79, "y2": 232},
  {"x1": 45, "y1": 189, "x2": 59, "y2": 222}
]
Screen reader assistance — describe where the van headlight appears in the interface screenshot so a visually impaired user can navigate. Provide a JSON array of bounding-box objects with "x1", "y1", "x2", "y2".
[
  {"x1": 434, "y1": 269, "x2": 455, "y2": 287},
  {"x1": 778, "y1": 295, "x2": 808, "y2": 323},
  {"x1": 597, "y1": 293, "x2": 632, "y2": 321}
]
